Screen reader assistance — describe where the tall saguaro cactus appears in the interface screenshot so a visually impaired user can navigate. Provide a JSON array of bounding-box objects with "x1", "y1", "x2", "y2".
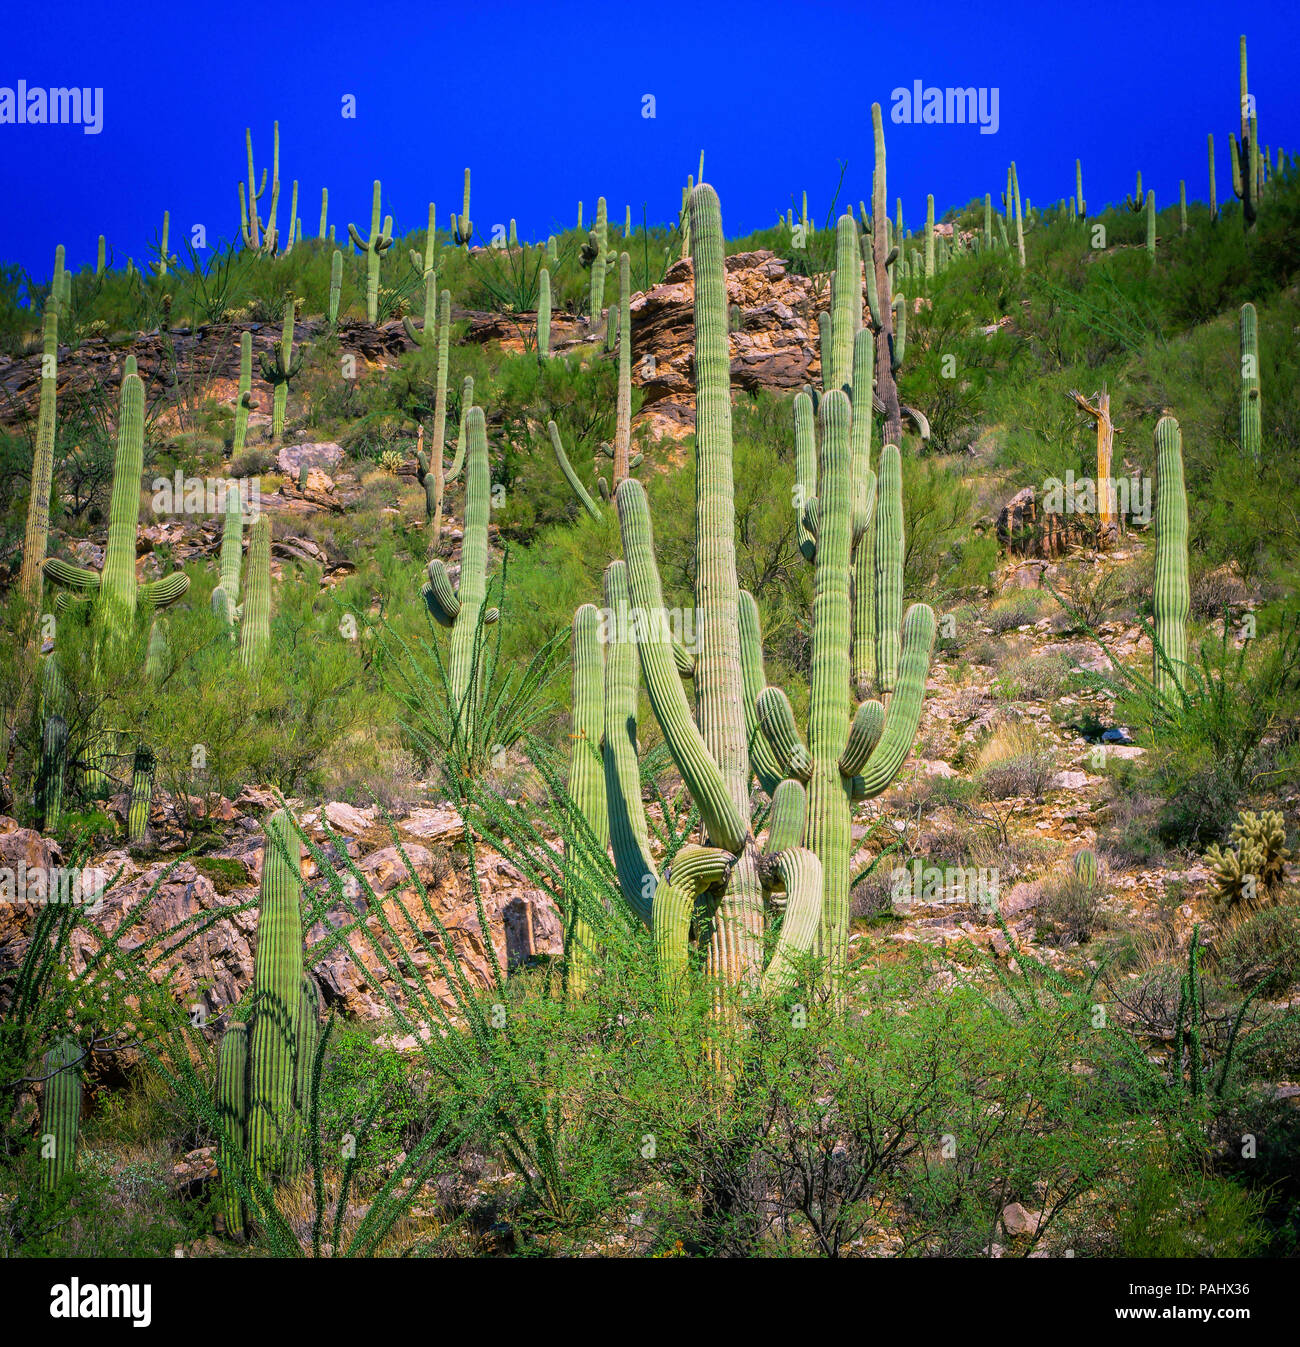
[
  {"x1": 422, "y1": 406, "x2": 498, "y2": 755},
  {"x1": 866, "y1": 104, "x2": 903, "y2": 448},
  {"x1": 604, "y1": 183, "x2": 824, "y2": 993},
  {"x1": 328, "y1": 249, "x2": 342, "y2": 325},
  {"x1": 246, "y1": 809, "x2": 306, "y2": 1180},
  {"x1": 1232, "y1": 34, "x2": 1259, "y2": 228},
  {"x1": 239, "y1": 514, "x2": 271, "y2": 675},
  {"x1": 19, "y1": 306, "x2": 59, "y2": 603},
  {"x1": 348, "y1": 180, "x2": 394, "y2": 323},
  {"x1": 403, "y1": 204, "x2": 439, "y2": 346},
  {"x1": 1239, "y1": 302, "x2": 1261, "y2": 463},
  {"x1": 414, "y1": 291, "x2": 452, "y2": 548},
  {"x1": 1153, "y1": 416, "x2": 1189, "y2": 700},
  {"x1": 215, "y1": 1015, "x2": 249, "y2": 1235},
  {"x1": 537, "y1": 267, "x2": 552, "y2": 358},
  {"x1": 589, "y1": 197, "x2": 609, "y2": 327},
  {"x1": 453, "y1": 168, "x2": 473, "y2": 246}
]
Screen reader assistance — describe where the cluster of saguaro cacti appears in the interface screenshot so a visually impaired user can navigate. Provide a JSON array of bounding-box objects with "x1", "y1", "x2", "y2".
[
  {"x1": 1152, "y1": 416, "x2": 1189, "y2": 701},
  {"x1": 422, "y1": 405, "x2": 499, "y2": 756},
  {"x1": 549, "y1": 252, "x2": 642, "y2": 521},
  {"x1": 215, "y1": 810, "x2": 320, "y2": 1237},
  {"x1": 413, "y1": 291, "x2": 453, "y2": 547},
  {"x1": 239, "y1": 123, "x2": 281, "y2": 252},
  {"x1": 40, "y1": 1035, "x2": 82, "y2": 1193},
  {"x1": 232, "y1": 331, "x2": 256, "y2": 457},
  {"x1": 258, "y1": 293, "x2": 303, "y2": 442},
  {"x1": 567, "y1": 184, "x2": 831, "y2": 996},
  {"x1": 1239, "y1": 301, "x2": 1261, "y2": 463},
  {"x1": 758, "y1": 206, "x2": 935, "y2": 980},
  {"x1": 348, "y1": 180, "x2": 394, "y2": 324},
  {"x1": 403, "y1": 204, "x2": 439, "y2": 346}
]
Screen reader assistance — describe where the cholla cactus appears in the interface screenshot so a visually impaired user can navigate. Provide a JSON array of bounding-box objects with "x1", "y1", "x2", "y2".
[{"x1": 1205, "y1": 810, "x2": 1291, "y2": 907}]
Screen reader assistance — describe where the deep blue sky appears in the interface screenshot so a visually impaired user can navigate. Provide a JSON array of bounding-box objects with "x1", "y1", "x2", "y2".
[{"x1": 2, "y1": 0, "x2": 1297, "y2": 283}]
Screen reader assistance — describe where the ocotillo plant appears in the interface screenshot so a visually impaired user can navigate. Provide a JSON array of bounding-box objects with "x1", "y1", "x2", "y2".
[
  {"x1": 1240, "y1": 302, "x2": 1261, "y2": 463},
  {"x1": 595, "y1": 183, "x2": 825, "y2": 995},
  {"x1": 40, "y1": 1036, "x2": 81, "y2": 1193},
  {"x1": 240, "y1": 514, "x2": 271, "y2": 675},
  {"x1": 537, "y1": 266, "x2": 552, "y2": 358},
  {"x1": 413, "y1": 290, "x2": 452, "y2": 548},
  {"x1": 328, "y1": 249, "x2": 342, "y2": 325},
  {"x1": 1153, "y1": 416, "x2": 1189, "y2": 701},
  {"x1": 348, "y1": 181, "x2": 394, "y2": 323},
  {"x1": 453, "y1": 168, "x2": 473, "y2": 246},
  {"x1": 232, "y1": 331, "x2": 255, "y2": 457},
  {"x1": 258, "y1": 293, "x2": 303, "y2": 442},
  {"x1": 403, "y1": 203, "x2": 439, "y2": 345},
  {"x1": 422, "y1": 406, "x2": 498, "y2": 758},
  {"x1": 18, "y1": 307, "x2": 59, "y2": 604}
]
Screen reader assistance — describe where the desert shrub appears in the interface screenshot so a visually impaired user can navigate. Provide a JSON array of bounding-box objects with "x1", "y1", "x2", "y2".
[
  {"x1": 1036, "y1": 869, "x2": 1105, "y2": 946},
  {"x1": 1214, "y1": 899, "x2": 1300, "y2": 998},
  {"x1": 975, "y1": 720, "x2": 1055, "y2": 801}
]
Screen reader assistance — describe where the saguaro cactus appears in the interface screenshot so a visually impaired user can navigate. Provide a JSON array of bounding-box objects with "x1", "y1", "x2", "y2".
[
  {"x1": 1076, "y1": 159, "x2": 1086, "y2": 219},
  {"x1": 1239, "y1": 301, "x2": 1261, "y2": 463},
  {"x1": 246, "y1": 809, "x2": 306, "y2": 1180},
  {"x1": 1145, "y1": 190, "x2": 1157, "y2": 259},
  {"x1": 453, "y1": 168, "x2": 473, "y2": 246},
  {"x1": 1231, "y1": 34, "x2": 1259, "y2": 228},
  {"x1": 422, "y1": 406, "x2": 498, "y2": 755},
  {"x1": 589, "y1": 197, "x2": 609, "y2": 327},
  {"x1": 40, "y1": 1036, "x2": 81, "y2": 1193},
  {"x1": 232, "y1": 331, "x2": 255, "y2": 457},
  {"x1": 258, "y1": 293, "x2": 303, "y2": 442},
  {"x1": 606, "y1": 184, "x2": 825, "y2": 993},
  {"x1": 537, "y1": 267, "x2": 551, "y2": 358},
  {"x1": 239, "y1": 514, "x2": 271, "y2": 675},
  {"x1": 216, "y1": 1015, "x2": 249, "y2": 1236},
  {"x1": 924, "y1": 194, "x2": 935, "y2": 278},
  {"x1": 1153, "y1": 416, "x2": 1189, "y2": 700},
  {"x1": 328, "y1": 249, "x2": 342, "y2": 325},
  {"x1": 1208, "y1": 133, "x2": 1218, "y2": 219},
  {"x1": 18, "y1": 307, "x2": 59, "y2": 604},
  {"x1": 403, "y1": 204, "x2": 439, "y2": 346},
  {"x1": 413, "y1": 291, "x2": 452, "y2": 548},
  {"x1": 611, "y1": 252, "x2": 633, "y2": 484},
  {"x1": 43, "y1": 371, "x2": 191, "y2": 645},
  {"x1": 348, "y1": 180, "x2": 394, "y2": 323}
]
